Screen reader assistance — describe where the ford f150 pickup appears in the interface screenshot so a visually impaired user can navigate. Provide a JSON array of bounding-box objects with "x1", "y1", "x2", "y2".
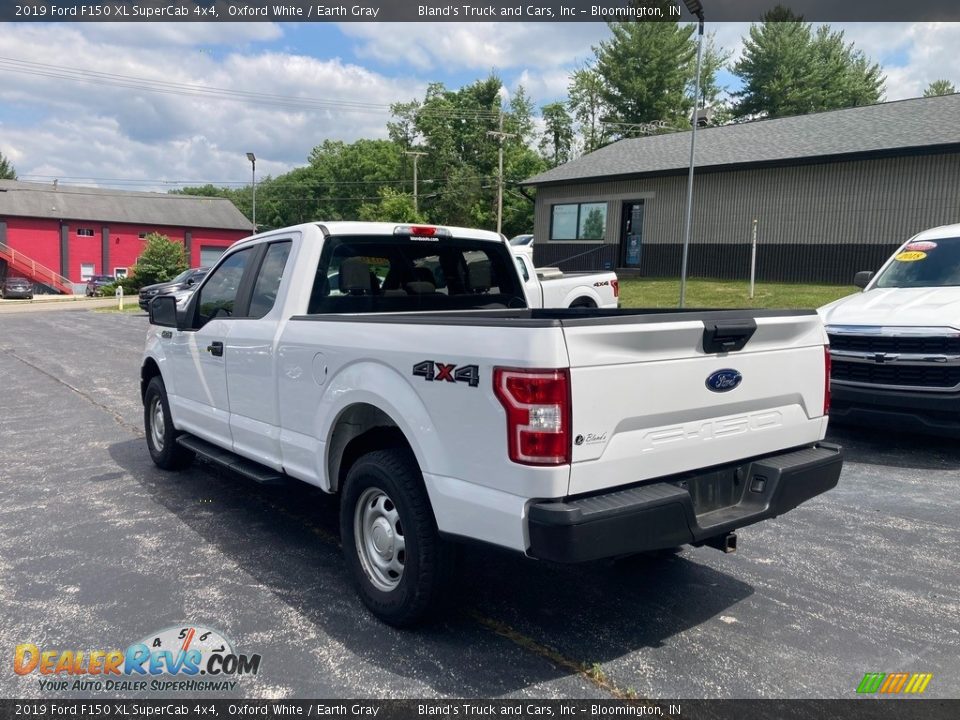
[
  {"x1": 513, "y1": 252, "x2": 619, "y2": 309},
  {"x1": 819, "y1": 223, "x2": 960, "y2": 436},
  {"x1": 142, "y1": 221, "x2": 842, "y2": 625}
]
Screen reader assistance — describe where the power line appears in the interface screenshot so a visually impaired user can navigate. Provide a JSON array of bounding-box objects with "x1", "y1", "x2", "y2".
[
  {"x1": 0, "y1": 56, "x2": 508, "y2": 122},
  {"x1": 16, "y1": 174, "x2": 500, "y2": 191}
]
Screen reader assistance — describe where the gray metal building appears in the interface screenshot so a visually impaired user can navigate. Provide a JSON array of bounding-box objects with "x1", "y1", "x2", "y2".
[{"x1": 522, "y1": 94, "x2": 960, "y2": 284}]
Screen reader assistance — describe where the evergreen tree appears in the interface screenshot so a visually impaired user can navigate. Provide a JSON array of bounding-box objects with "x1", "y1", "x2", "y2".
[
  {"x1": 0, "y1": 151, "x2": 16, "y2": 180},
  {"x1": 733, "y1": 8, "x2": 884, "y2": 119},
  {"x1": 924, "y1": 79, "x2": 956, "y2": 97},
  {"x1": 593, "y1": 21, "x2": 697, "y2": 130}
]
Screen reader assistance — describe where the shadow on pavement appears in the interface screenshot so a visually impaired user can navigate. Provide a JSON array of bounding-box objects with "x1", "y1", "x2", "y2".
[
  {"x1": 108, "y1": 437, "x2": 753, "y2": 695},
  {"x1": 826, "y1": 423, "x2": 960, "y2": 471}
]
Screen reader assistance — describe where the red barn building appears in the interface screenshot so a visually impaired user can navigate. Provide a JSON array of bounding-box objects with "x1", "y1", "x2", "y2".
[{"x1": 0, "y1": 180, "x2": 251, "y2": 293}]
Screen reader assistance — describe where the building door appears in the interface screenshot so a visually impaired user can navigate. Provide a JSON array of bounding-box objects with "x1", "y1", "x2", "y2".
[{"x1": 620, "y1": 201, "x2": 645, "y2": 269}]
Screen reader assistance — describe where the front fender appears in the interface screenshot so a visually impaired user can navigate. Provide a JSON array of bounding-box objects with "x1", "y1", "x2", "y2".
[{"x1": 142, "y1": 329, "x2": 174, "y2": 400}]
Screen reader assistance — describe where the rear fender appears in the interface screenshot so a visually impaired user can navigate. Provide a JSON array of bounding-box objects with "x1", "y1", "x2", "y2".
[{"x1": 318, "y1": 360, "x2": 447, "y2": 488}]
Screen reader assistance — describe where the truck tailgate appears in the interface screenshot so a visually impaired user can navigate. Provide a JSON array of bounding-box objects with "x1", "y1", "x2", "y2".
[{"x1": 564, "y1": 311, "x2": 828, "y2": 495}]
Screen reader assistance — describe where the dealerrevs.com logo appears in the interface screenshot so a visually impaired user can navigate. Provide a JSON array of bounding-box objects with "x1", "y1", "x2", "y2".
[{"x1": 14, "y1": 625, "x2": 261, "y2": 693}]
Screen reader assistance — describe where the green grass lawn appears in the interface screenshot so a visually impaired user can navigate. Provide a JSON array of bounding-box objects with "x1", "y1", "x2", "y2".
[
  {"x1": 617, "y1": 277, "x2": 858, "y2": 310},
  {"x1": 95, "y1": 301, "x2": 143, "y2": 313}
]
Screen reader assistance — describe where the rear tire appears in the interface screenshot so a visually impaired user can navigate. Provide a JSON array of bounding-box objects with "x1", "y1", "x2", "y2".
[
  {"x1": 340, "y1": 447, "x2": 453, "y2": 627},
  {"x1": 144, "y1": 376, "x2": 194, "y2": 471},
  {"x1": 570, "y1": 297, "x2": 597, "y2": 309}
]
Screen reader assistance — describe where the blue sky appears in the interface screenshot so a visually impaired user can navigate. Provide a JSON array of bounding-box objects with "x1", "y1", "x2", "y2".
[{"x1": 0, "y1": 21, "x2": 956, "y2": 191}]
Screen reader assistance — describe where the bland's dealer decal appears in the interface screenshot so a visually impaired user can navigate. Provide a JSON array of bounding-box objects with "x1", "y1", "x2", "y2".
[{"x1": 14, "y1": 625, "x2": 260, "y2": 692}]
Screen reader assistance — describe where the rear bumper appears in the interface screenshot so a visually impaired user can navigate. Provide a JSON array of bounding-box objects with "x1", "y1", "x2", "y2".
[
  {"x1": 830, "y1": 382, "x2": 960, "y2": 437},
  {"x1": 527, "y1": 443, "x2": 843, "y2": 563}
]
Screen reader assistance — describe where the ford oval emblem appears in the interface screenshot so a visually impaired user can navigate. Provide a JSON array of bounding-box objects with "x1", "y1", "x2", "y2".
[{"x1": 706, "y1": 369, "x2": 742, "y2": 393}]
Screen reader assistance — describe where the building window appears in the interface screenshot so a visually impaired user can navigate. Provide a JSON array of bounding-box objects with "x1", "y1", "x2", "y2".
[
  {"x1": 114, "y1": 268, "x2": 128, "y2": 279},
  {"x1": 80, "y1": 263, "x2": 95, "y2": 281},
  {"x1": 138, "y1": 233, "x2": 147, "y2": 239},
  {"x1": 77, "y1": 228, "x2": 94, "y2": 237},
  {"x1": 550, "y1": 203, "x2": 607, "y2": 241}
]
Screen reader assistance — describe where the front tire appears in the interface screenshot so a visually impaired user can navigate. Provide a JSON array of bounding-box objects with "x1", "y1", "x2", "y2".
[
  {"x1": 144, "y1": 376, "x2": 194, "y2": 471},
  {"x1": 340, "y1": 448, "x2": 453, "y2": 627}
]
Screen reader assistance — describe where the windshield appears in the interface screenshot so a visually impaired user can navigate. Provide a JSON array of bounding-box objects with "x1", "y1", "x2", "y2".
[
  {"x1": 509, "y1": 235, "x2": 533, "y2": 246},
  {"x1": 874, "y1": 236, "x2": 960, "y2": 288},
  {"x1": 170, "y1": 269, "x2": 193, "y2": 283}
]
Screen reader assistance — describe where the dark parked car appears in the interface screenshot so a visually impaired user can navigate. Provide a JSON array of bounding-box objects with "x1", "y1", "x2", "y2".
[
  {"x1": 85, "y1": 275, "x2": 116, "y2": 297},
  {"x1": 2, "y1": 277, "x2": 34, "y2": 300},
  {"x1": 138, "y1": 267, "x2": 209, "y2": 310}
]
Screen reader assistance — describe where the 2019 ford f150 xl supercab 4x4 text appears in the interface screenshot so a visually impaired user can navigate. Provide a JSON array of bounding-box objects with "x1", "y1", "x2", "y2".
[
  {"x1": 142, "y1": 222, "x2": 843, "y2": 625},
  {"x1": 819, "y1": 223, "x2": 960, "y2": 436}
]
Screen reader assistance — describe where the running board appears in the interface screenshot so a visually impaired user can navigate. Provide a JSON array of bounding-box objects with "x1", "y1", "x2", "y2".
[{"x1": 176, "y1": 434, "x2": 287, "y2": 485}]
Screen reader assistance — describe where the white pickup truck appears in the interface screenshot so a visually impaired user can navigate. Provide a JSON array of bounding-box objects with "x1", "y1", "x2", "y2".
[
  {"x1": 142, "y1": 222, "x2": 842, "y2": 625},
  {"x1": 819, "y1": 223, "x2": 960, "y2": 436},
  {"x1": 513, "y1": 252, "x2": 619, "y2": 309}
]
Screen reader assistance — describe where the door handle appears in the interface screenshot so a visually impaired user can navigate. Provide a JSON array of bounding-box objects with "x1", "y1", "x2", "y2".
[{"x1": 207, "y1": 341, "x2": 224, "y2": 357}]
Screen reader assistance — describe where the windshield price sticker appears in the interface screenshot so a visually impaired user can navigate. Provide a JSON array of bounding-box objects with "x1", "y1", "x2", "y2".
[{"x1": 895, "y1": 251, "x2": 927, "y2": 262}]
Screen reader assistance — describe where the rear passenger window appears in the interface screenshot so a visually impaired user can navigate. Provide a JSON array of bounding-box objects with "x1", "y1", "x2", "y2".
[
  {"x1": 248, "y1": 241, "x2": 292, "y2": 319},
  {"x1": 307, "y1": 236, "x2": 526, "y2": 314}
]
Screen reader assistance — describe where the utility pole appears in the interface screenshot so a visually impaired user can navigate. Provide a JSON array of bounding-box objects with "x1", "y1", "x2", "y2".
[
  {"x1": 487, "y1": 113, "x2": 516, "y2": 235},
  {"x1": 403, "y1": 150, "x2": 427, "y2": 214},
  {"x1": 246, "y1": 152, "x2": 257, "y2": 234}
]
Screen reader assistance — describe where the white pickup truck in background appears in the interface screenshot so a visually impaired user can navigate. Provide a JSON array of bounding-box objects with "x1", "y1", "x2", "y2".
[
  {"x1": 819, "y1": 223, "x2": 960, "y2": 436},
  {"x1": 514, "y1": 252, "x2": 619, "y2": 309},
  {"x1": 142, "y1": 222, "x2": 842, "y2": 626}
]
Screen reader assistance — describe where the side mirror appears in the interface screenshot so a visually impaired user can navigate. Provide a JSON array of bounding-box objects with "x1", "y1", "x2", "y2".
[
  {"x1": 149, "y1": 295, "x2": 179, "y2": 328},
  {"x1": 186, "y1": 277, "x2": 196, "y2": 286},
  {"x1": 853, "y1": 271, "x2": 874, "y2": 289}
]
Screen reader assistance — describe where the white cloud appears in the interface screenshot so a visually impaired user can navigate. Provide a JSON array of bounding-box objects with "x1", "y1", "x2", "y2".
[
  {"x1": 0, "y1": 23, "x2": 424, "y2": 189},
  {"x1": 2, "y1": 19, "x2": 959, "y2": 195},
  {"x1": 338, "y1": 22, "x2": 608, "y2": 72}
]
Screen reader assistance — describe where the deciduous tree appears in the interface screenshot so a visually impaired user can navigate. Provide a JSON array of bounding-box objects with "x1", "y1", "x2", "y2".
[
  {"x1": 130, "y1": 233, "x2": 187, "y2": 289},
  {"x1": 539, "y1": 102, "x2": 575, "y2": 166}
]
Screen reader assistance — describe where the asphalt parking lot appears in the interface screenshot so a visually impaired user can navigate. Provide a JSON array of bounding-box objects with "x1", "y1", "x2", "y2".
[{"x1": 1, "y1": 307, "x2": 957, "y2": 700}]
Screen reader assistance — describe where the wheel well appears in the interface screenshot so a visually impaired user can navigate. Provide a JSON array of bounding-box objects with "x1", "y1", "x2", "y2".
[
  {"x1": 328, "y1": 403, "x2": 414, "y2": 493},
  {"x1": 140, "y1": 358, "x2": 161, "y2": 401},
  {"x1": 570, "y1": 296, "x2": 597, "y2": 308}
]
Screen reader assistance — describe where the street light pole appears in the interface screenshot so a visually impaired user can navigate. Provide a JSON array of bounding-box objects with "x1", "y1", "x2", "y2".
[
  {"x1": 404, "y1": 150, "x2": 427, "y2": 214},
  {"x1": 246, "y1": 152, "x2": 257, "y2": 234},
  {"x1": 679, "y1": 0, "x2": 705, "y2": 308}
]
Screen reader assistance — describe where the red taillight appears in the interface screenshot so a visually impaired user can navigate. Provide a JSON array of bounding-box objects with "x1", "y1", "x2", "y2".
[
  {"x1": 824, "y1": 345, "x2": 831, "y2": 415},
  {"x1": 493, "y1": 368, "x2": 571, "y2": 466},
  {"x1": 611, "y1": 279, "x2": 619, "y2": 298}
]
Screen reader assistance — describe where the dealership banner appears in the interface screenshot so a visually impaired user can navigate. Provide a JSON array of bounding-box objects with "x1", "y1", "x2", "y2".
[
  {"x1": 5, "y1": 0, "x2": 960, "y2": 22},
  {"x1": 0, "y1": 700, "x2": 958, "y2": 720}
]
